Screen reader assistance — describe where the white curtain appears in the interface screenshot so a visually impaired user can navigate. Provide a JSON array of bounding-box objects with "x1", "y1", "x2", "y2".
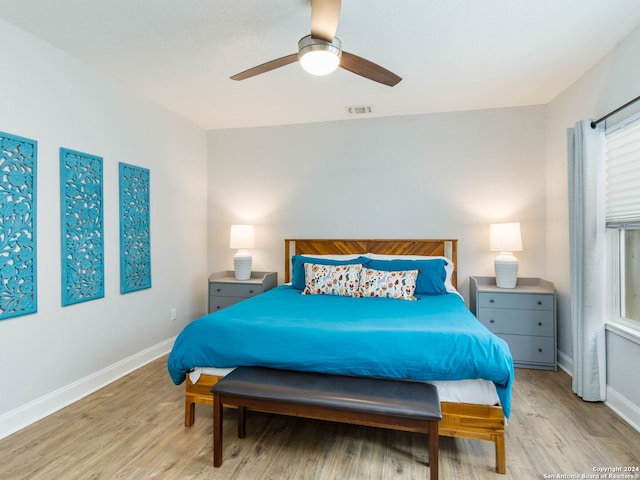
[{"x1": 567, "y1": 119, "x2": 607, "y2": 402}]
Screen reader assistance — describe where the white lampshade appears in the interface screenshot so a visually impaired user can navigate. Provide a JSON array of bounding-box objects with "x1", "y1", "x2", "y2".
[
  {"x1": 230, "y1": 225, "x2": 255, "y2": 249},
  {"x1": 490, "y1": 222, "x2": 523, "y2": 252},
  {"x1": 230, "y1": 225, "x2": 254, "y2": 280},
  {"x1": 489, "y1": 222, "x2": 522, "y2": 289}
]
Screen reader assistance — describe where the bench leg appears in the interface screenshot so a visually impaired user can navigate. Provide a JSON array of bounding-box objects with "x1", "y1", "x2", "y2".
[
  {"x1": 238, "y1": 406, "x2": 247, "y2": 438},
  {"x1": 213, "y1": 393, "x2": 223, "y2": 467},
  {"x1": 428, "y1": 421, "x2": 438, "y2": 480}
]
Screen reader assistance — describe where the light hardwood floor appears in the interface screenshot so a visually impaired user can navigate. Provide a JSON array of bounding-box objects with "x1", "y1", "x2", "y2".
[{"x1": 0, "y1": 356, "x2": 638, "y2": 479}]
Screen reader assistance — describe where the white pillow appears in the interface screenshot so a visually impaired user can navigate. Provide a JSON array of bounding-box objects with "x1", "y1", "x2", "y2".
[{"x1": 297, "y1": 254, "x2": 363, "y2": 261}]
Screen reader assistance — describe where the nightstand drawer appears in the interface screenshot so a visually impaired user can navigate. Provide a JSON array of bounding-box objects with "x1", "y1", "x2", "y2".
[
  {"x1": 209, "y1": 283, "x2": 261, "y2": 298},
  {"x1": 477, "y1": 308, "x2": 554, "y2": 336},
  {"x1": 209, "y1": 296, "x2": 243, "y2": 312},
  {"x1": 498, "y1": 334, "x2": 555, "y2": 365},
  {"x1": 478, "y1": 292, "x2": 553, "y2": 310}
]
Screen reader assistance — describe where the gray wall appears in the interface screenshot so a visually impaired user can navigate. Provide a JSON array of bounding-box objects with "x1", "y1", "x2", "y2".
[
  {"x1": 207, "y1": 106, "x2": 547, "y2": 300},
  {"x1": 546, "y1": 25, "x2": 640, "y2": 430},
  {"x1": 0, "y1": 19, "x2": 209, "y2": 438}
]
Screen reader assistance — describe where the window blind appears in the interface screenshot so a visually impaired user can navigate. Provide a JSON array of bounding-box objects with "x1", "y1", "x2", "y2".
[{"x1": 605, "y1": 117, "x2": 640, "y2": 228}]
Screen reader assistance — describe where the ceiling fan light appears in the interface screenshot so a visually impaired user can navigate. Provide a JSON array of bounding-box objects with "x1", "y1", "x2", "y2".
[
  {"x1": 300, "y1": 50, "x2": 340, "y2": 75},
  {"x1": 298, "y1": 35, "x2": 342, "y2": 76}
]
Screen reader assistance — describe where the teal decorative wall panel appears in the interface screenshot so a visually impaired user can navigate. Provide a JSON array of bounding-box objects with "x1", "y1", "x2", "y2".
[
  {"x1": 0, "y1": 131, "x2": 37, "y2": 320},
  {"x1": 60, "y1": 148, "x2": 104, "y2": 306},
  {"x1": 119, "y1": 162, "x2": 151, "y2": 293}
]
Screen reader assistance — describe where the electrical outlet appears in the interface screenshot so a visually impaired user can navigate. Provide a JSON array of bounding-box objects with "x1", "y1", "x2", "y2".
[{"x1": 170, "y1": 308, "x2": 177, "y2": 321}]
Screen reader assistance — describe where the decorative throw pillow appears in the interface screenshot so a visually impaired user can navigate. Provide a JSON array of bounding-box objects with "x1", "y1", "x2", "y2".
[
  {"x1": 301, "y1": 263, "x2": 364, "y2": 297},
  {"x1": 290, "y1": 255, "x2": 369, "y2": 290},
  {"x1": 367, "y1": 258, "x2": 448, "y2": 295},
  {"x1": 359, "y1": 268, "x2": 418, "y2": 301}
]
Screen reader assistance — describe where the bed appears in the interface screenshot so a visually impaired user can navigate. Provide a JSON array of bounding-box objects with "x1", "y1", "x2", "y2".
[{"x1": 168, "y1": 239, "x2": 513, "y2": 474}]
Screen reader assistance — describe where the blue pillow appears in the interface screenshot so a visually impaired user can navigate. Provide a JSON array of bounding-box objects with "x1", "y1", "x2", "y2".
[
  {"x1": 291, "y1": 255, "x2": 369, "y2": 290},
  {"x1": 367, "y1": 258, "x2": 448, "y2": 295}
]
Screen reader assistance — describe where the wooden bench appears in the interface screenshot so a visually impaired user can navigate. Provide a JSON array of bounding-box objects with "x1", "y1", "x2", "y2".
[{"x1": 212, "y1": 366, "x2": 442, "y2": 480}]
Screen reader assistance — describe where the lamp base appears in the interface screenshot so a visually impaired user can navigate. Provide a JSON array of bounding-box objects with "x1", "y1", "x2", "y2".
[
  {"x1": 234, "y1": 250, "x2": 252, "y2": 281},
  {"x1": 494, "y1": 253, "x2": 518, "y2": 288}
]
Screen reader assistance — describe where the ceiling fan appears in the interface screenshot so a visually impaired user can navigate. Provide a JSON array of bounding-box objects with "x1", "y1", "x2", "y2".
[{"x1": 230, "y1": 0, "x2": 402, "y2": 87}]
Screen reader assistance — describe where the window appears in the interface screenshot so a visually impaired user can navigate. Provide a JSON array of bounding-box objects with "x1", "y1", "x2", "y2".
[
  {"x1": 619, "y1": 229, "x2": 640, "y2": 322},
  {"x1": 605, "y1": 117, "x2": 640, "y2": 325}
]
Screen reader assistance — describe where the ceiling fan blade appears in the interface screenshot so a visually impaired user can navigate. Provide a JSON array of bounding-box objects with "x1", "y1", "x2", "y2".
[
  {"x1": 340, "y1": 51, "x2": 402, "y2": 87},
  {"x1": 230, "y1": 53, "x2": 299, "y2": 81},
  {"x1": 310, "y1": 0, "x2": 341, "y2": 41}
]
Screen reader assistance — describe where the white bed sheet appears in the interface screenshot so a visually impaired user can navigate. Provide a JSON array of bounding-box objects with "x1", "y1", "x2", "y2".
[{"x1": 191, "y1": 367, "x2": 501, "y2": 406}]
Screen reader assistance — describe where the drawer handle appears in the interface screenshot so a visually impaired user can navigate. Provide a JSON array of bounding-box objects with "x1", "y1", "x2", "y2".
[
  {"x1": 216, "y1": 288, "x2": 221, "y2": 292},
  {"x1": 249, "y1": 289, "x2": 254, "y2": 294},
  {"x1": 538, "y1": 322, "x2": 542, "y2": 326},
  {"x1": 537, "y1": 300, "x2": 542, "y2": 305},
  {"x1": 490, "y1": 319, "x2": 495, "y2": 323},
  {"x1": 216, "y1": 306, "x2": 221, "y2": 310},
  {"x1": 538, "y1": 348, "x2": 543, "y2": 353},
  {"x1": 489, "y1": 299, "x2": 495, "y2": 303}
]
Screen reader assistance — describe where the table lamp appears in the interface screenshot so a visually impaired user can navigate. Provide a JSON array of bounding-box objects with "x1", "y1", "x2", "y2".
[
  {"x1": 230, "y1": 225, "x2": 255, "y2": 281},
  {"x1": 489, "y1": 222, "x2": 522, "y2": 288}
]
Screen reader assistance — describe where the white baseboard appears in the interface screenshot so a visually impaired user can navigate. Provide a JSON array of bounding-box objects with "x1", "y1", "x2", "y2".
[
  {"x1": 557, "y1": 349, "x2": 573, "y2": 375},
  {"x1": 0, "y1": 337, "x2": 175, "y2": 441},
  {"x1": 606, "y1": 386, "x2": 640, "y2": 434},
  {"x1": 557, "y1": 350, "x2": 640, "y2": 434}
]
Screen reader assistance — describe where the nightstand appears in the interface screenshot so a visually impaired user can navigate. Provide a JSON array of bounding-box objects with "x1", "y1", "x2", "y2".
[
  {"x1": 470, "y1": 276, "x2": 557, "y2": 371},
  {"x1": 208, "y1": 271, "x2": 277, "y2": 313}
]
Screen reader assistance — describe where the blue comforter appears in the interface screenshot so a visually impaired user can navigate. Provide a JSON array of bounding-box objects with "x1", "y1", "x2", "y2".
[{"x1": 167, "y1": 285, "x2": 514, "y2": 417}]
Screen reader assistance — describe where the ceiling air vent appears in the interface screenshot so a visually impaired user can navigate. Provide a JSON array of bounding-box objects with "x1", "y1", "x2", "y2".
[{"x1": 345, "y1": 105, "x2": 373, "y2": 115}]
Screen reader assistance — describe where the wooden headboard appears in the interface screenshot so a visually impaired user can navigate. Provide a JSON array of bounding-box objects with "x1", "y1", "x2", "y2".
[{"x1": 284, "y1": 239, "x2": 457, "y2": 289}]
